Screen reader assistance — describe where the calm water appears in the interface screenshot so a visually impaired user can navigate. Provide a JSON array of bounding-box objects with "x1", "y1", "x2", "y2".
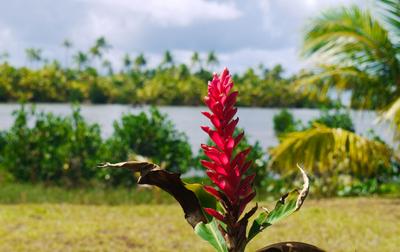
[{"x1": 0, "y1": 104, "x2": 393, "y2": 152}]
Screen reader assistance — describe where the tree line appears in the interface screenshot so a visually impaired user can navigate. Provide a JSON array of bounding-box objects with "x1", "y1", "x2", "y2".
[{"x1": 0, "y1": 37, "x2": 331, "y2": 107}]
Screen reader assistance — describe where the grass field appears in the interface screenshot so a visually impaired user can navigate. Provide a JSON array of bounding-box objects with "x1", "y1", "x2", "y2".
[{"x1": 0, "y1": 198, "x2": 399, "y2": 252}]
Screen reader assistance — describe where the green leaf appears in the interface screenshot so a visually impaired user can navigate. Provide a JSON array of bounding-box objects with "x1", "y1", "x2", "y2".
[
  {"x1": 98, "y1": 161, "x2": 207, "y2": 228},
  {"x1": 194, "y1": 219, "x2": 228, "y2": 252},
  {"x1": 248, "y1": 166, "x2": 310, "y2": 242},
  {"x1": 269, "y1": 123, "x2": 392, "y2": 176},
  {"x1": 185, "y1": 183, "x2": 217, "y2": 221}
]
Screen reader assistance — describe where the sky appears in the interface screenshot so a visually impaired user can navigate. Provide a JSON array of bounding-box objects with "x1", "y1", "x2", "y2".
[{"x1": 0, "y1": 0, "x2": 372, "y2": 74}]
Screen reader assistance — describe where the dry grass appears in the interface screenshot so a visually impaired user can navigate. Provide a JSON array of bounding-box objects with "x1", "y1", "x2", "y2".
[{"x1": 0, "y1": 198, "x2": 399, "y2": 252}]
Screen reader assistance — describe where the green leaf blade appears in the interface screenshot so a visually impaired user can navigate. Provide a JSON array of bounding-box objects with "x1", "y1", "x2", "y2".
[
  {"x1": 248, "y1": 166, "x2": 310, "y2": 242},
  {"x1": 194, "y1": 219, "x2": 228, "y2": 252}
]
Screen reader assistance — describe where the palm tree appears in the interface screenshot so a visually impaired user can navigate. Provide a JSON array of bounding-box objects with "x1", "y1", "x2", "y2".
[
  {"x1": 190, "y1": 51, "x2": 202, "y2": 71},
  {"x1": 102, "y1": 59, "x2": 113, "y2": 75},
  {"x1": 206, "y1": 51, "x2": 219, "y2": 69},
  {"x1": 73, "y1": 51, "x2": 89, "y2": 71},
  {"x1": 122, "y1": 54, "x2": 132, "y2": 72},
  {"x1": 25, "y1": 48, "x2": 42, "y2": 67},
  {"x1": 300, "y1": 0, "x2": 400, "y2": 110},
  {"x1": 269, "y1": 64, "x2": 284, "y2": 81},
  {"x1": 90, "y1": 37, "x2": 111, "y2": 69},
  {"x1": 62, "y1": 39, "x2": 73, "y2": 68},
  {"x1": 134, "y1": 53, "x2": 147, "y2": 71},
  {"x1": 270, "y1": 0, "x2": 399, "y2": 175},
  {"x1": 161, "y1": 50, "x2": 174, "y2": 68}
]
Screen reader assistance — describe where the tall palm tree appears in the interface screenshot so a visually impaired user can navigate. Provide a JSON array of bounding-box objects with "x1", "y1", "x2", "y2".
[
  {"x1": 134, "y1": 53, "x2": 147, "y2": 71},
  {"x1": 90, "y1": 36, "x2": 111, "y2": 69},
  {"x1": 102, "y1": 59, "x2": 113, "y2": 75},
  {"x1": 122, "y1": 54, "x2": 132, "y2": 72},
  {"x1": 25, "y1": 48, "x2": 42, "y2": 67},
  {"x1": 161, "y1": 50, "x2": 174, "y2": 68},
  {"x1": 73, "y1": 51, "x2": 89, "y2": 71},
  {"x1": 206, "y1": 51, "x2": 219, "y2": 69},
  {"x1": 190, "y1": 51, "x2": 202, "y2": 71},
  {"x1": 62, "y1": 39, "x2": 73, "y2": 68}
]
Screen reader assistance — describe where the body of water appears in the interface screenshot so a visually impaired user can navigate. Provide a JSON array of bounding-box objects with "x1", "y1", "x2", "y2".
[{"x1": 0, "y1": 104, "x2": 393, "y2": 152}]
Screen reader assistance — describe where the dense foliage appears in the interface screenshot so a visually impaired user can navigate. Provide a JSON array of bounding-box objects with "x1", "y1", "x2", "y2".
[
  {"x1": 100, "y1": 107, "x2": 193, "y2": 186},
  {"x1": 271, "y1": 109, "x2": 398, "y2": 196},
  {"x1": 301, "y1": 0, "x2": 400, "y2": 110},
  {"x1": 0, "y1": 106, "x2": 102, "y2": 185},
  {"x1": 272, "y1": 109, "x2": 302, "y2": 137},
  {"x1": 309, "y1": 108, "x2": 355, "y2": 132},
  {"x1": 0, "y1": 106, "x2": 192, "y2": 187},
  {"x1": 0, "y1": 38, "x2": 331, "y2": 107}
]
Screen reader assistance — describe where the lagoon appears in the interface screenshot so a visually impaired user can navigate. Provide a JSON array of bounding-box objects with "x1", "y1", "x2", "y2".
[{"x1": 0, "y1": 104, "x2": 393, "y2": 152}]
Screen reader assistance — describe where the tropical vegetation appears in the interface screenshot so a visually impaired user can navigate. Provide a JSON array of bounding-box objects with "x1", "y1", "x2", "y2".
[
  {"x1": 0, "y1": 105, "x2": 192, "y2": 187},
  {"x1": 268, "y1": 0, "x2": 400, "y2": 192},
  {"x1": 0, "y1": 37, "x2": 331, "y2": 107}
]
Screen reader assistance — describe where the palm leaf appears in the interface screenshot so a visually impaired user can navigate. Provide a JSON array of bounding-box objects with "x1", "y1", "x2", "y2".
[
  {"x1": 303, "y1": 6, "x2": 397, "y2": 71},
  {"x1": 378, "y1": 0, "x2": 400, "y2": 39},
  {"x1": 269, "y1": 124, "x2": 392, "y2": 176},
  {"x1": 380, "y1": 96, "x2": 400, "y2": 141},
  {"x1": 302, "y1": 5, "x2": 400, "y2": 109}
]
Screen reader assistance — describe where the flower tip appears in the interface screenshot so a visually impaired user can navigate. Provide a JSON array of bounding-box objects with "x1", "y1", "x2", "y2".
[
  {"x1": 221, "y1": 67, "x2": 230, "y2": 78},
  {"x1": 201, "y1": 126, "x2": 211, "y2": 133}
]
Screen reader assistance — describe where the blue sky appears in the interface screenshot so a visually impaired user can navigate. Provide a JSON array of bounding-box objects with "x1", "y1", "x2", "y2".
[{"x1": 0, "y1": 0, "x2": 371, "y2": 74}]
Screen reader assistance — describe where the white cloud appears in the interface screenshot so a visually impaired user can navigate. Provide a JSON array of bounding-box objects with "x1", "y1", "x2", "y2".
[
  {"x1": 258, "y1": 0, "x2": 372, "y2": 34},
  {"x1": 0, "y1": 23, "x2": 14, "y2": 49},
  {"x1": 0, "y1": 0, "x2": 373, "y2": 72},
  {"x1": 79, "y1": 0, "x2": 242, "y2": 26},
  {"x1": 69, "y1": 0, "x2": 242, "y2": 50},
  {"x1": 218, "y1": 47, "x2": 303, "y2": 74},
  {"x1": 68, "y1": 9, "x2": 144, "y2": 49},
  {"x1": 0, "y1": 22, "x2": 22, "y2": 63}
]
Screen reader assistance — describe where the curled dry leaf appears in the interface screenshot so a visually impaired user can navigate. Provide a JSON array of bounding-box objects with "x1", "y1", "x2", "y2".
[
  {"x1": 98, "y1": 161, "x2": 207, "y2": 228},
  {"x1": 256, "y1": 241, "x2": 325, "y2": 252}
]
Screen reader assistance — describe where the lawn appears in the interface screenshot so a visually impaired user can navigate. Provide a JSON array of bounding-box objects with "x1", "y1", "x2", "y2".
[{"x1": 0, "y1": 198, "x2": 399, "y2": 252}]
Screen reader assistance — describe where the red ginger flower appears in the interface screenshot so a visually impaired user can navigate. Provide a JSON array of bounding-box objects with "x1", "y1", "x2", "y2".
[{"x1": 201, "y1": 68, "x2": 256, "y2": 224}]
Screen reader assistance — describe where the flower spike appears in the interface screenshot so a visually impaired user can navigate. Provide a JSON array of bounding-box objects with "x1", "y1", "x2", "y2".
[{"x1": 201, "y1": 68, "x2": 256, "y2": 222}]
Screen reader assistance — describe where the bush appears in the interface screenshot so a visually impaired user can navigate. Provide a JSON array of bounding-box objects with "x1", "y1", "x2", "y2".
[
  {"x1": 0, "y1": 105, "x2": 193, "y2": 187},
  {"x1": 310, "y1": 108, "x2": 355, "y2": 132},
  {"x1": 0, "y1": 106, "x2": 103, "y2": 186},
  {"x1": 273, "y1": 109, "x2": 302, "y2": 137},
  {"x1": 99, "y1": 107, "x2": 193, "y2": 186}
]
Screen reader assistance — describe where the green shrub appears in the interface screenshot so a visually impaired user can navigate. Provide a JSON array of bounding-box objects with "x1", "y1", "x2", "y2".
[
  {"x1": 99, "y1": 107, "x2": 193, "y2": 186},
  {"x1": 310, "y1": 108, "x2": 355, "y2": 132},
  {"x1": 273, "y1": 109, "x2": 302, "y2": 137},
  {"x1": 0, "y1": 106, "x2": 103, "y2": 186}
]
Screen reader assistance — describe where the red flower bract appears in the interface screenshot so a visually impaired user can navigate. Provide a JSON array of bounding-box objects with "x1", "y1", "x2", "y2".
[{"x1": 201, "y1": 68, "x2": 256, "y2": 223}]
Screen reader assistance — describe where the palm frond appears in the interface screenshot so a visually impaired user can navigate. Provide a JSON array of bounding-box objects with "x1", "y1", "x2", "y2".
[
  {"x1": 269, "y1": 123, "x2": 392, "y2": 176},
  {"x1": 378, "y1": 0, "x2": 400, "y2": 39},
  {"x1": 294, "y1": 65, "x2": 393, "y2": 108},
  {"x1": 380, "y1": 96, "x2": 400, "y2": 140},
  {"x1": 302, "y1": 5, "x2": 399, "y2": 80}
]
